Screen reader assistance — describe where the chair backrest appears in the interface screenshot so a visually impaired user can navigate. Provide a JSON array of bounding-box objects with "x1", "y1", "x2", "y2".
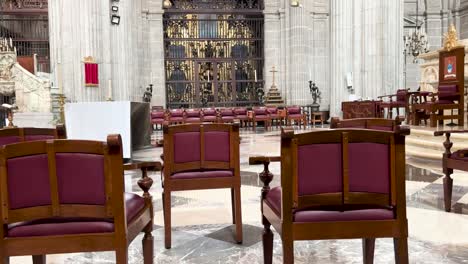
[
  {"x1": 395, "y1": 89, "x2": 409, "y2": 103},
  {"x1": 185, "y1": 109, "x2": 202, "y2": 118},
  {"x1": 151, "y1": 109, "x2": 166, "y2": 119},
  {"x1": 253, "y1": 107, "x2": 268, "y2": 116},
  {"x1": 0, "y1": 126, "x2": 66, "y2": 147},
  {"x1": 267, "y1": 107, "x2": 278, "y2": 114},
  {"x1": 163, "y1": 123, "x2": 240, "y2": 175},
  {"x1": 287, "y1": 106, "x2": 301, "y2": 115},
  {"x1": 438, "y1": 84, "x2": 459, "y2": 103},
  {"x1": 330, "y1": 117, "x2": 401, "y2": 131},
  {"x1": 220, "y1": 108, "x2": 235, "y2": 116},
  {"x1": 0, "y1": 135, "x2": 125, "y2": 226},
  {"x1": 280, "y1": 127, "x2": 408, "y2": 218},
  {"x1": 169, "y1": 109, "x2": 184, "y2": 117},
  {"x1": 203, "y1": 108, "x2": 217, "y2": 117}
]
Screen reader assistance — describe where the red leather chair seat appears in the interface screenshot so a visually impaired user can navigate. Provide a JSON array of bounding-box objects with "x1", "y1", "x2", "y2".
[
  {"x1": 255, "y1": 116, "x2": 270, "y2": 121},
  {"x1": 171, "y1": 170, "x2": 233, "y2": 180},
  {"x1": 235, "y1": 115, "x2": 248, "y2": 120},
  {"x1": 222, "y1": 116, "x2": 235, "y2": 122},
  {"x1": 203, "y1": 116, "x2": 217, "y2": 122},
  {"x1": 185, "y1": 118, "x2": 201, "y2": 123},
  {"x1": 170, "y1": 117, "x2": 184, "y2": 122},
  {"x1": 265, "y1": 187, "x2": 394, "y2": 222},
  {"x1": 7, "y1": 193, "x2": 145, "y2": 237}
]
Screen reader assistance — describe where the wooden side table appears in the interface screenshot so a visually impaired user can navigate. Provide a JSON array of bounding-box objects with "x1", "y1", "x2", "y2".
[{"x1": 311, "y1": 112, "x2": 325, "y2": 127}]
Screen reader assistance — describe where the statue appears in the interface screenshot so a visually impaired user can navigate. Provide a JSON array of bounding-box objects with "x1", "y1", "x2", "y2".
[
  {"x1": 143, "y1": 84, "x2": 153, "y2": 103},
  {"x1": 444, "y1": 24, "x2": 459, "y2": 52},
  {"x1": 309, "y1": 81, "x2": 321, "y2": 106}
]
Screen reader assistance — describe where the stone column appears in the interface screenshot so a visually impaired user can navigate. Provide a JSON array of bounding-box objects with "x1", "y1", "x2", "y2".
[
  {"x1": 49, "y1": 0, "x2": 151, "y2": 103},
  {"x1": 147, "y1": 0, "x2": 165, "y2": 106},
  {"x1": 264, "y1": 0, "x2": 281, "y2": 96}
]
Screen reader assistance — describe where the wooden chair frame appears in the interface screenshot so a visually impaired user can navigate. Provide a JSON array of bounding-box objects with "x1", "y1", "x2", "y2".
[
  {"x1": 0, "y1": 125, "x2": 67, "y2": 141},
  {"x1": 0, "y1": 136, "x2": 158, "y2": 264},
  {"x1": 250, "y1": 127, "x2": 410, "y2": 264},
  {"x1": 162, "y1": 123, "x2": 242, "y2": 249},
  {"x1": 434, "y1": 130, "x2": 468, "y2": 212},
  {"x1": 377, "y1": 89, "x2": 411, "y2": 120},
  {"x1": 330, "y1": 117, "x2": 402, "y2": 131},
  {"x1": 285, "y1": 107, "x2": 307, "y2": 129}
]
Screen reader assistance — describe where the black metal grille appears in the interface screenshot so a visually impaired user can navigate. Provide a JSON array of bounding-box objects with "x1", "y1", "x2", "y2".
[
  {"x1": 164, "y1": 2, "x2": 264, "y2": 109},
  {"x1": 0, "y1": 16, "x2": 50, "y2": 73}
]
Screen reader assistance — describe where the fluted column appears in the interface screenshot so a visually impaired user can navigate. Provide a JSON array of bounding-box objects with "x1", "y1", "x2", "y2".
[{"x1": 330, "y1": 0, "x2": 404, "y2": 117}]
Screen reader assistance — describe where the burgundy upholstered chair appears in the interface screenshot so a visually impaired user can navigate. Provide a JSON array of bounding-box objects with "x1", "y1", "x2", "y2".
[
  {"x1": 330, "y1": 117, "x2": 402, "y2": 131},
  {"x1": 411, "y1": 85, "x2": 463, "y2": 127},
  {"x1": 162, "y1": 123, "x2": 242, "y2": 249},
  {"x1": 202, "y1": 108, "x2": 218, "y2": 123},
  {"x1": 219, "y1": 108, "x2": 236, "y2": 123},
  {"x1": 0, "y1": 126, "x2": 66, "y2": 147},
  {"x1": 267, "y1": 107, "x2": 283, "y2": 128},
  {"x1": 234, "y1": 107, "x2": 249, "y2": 127},
  {"x1": 168, "y1": 109, "x2": 185, "y2": 125},
  {"x1": 151, "y1": 109, "x2": 167, "y2": 129},
  {"x1": 252, "y1": 107, "x2": 272, "y2": 131},
  {"x1": 434, "y1": 129, "x2": 468, "y2": 212},
  {"x1": 378, "y1": 89, "x2": 410, "y2": 120},
  {"x1": 0, "y1": 135, "x2": 158, "y2": 264},
  {"x1": 286, "y1": 106, "x2": 306, "y2": 128},
  {"x1": 250, "y1": 127, "x2": 410, "y2": 264},
  {"x1": 184, "y1": 109, "x2": 203, "y2": 124}
]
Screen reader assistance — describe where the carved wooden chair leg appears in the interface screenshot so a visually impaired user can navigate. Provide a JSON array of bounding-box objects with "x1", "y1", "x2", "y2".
[
  {"x1": 234, "y1": 186, "x2": 243, "y2": 244},
  {"x1": 362, "y1": 238, "x2": 375, "y2": 264},
  {"x1": 282, "y1": 239, "x2": 294, "y2": 264},
  {"x1": 163, "y1": 191, "x2": 172, "y2": 249},
  {"x1": 32, "y1": 255, "x2": 46, "y2": 264},
  {"x1": 143, "y1": 222, "x2": 154, "y2": 264},
  {"x1": 263, "y1": 216, "x2": 274, "y2": 264},
  {"x1": 393, "y1": 237, "x2": 409, "y2": 264},
  {"x1": 444, "y1": 171, "x2": 454, "y2": 212}
]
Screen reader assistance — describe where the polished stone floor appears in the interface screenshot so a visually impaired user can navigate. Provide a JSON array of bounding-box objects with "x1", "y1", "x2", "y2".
[{"x1": 10, "y1": 126, "x2": 468, "y2": 263}]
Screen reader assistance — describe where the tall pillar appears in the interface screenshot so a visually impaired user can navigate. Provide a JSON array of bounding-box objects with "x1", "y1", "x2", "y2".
[
  {"x1": 49, "y1": 0, "x2": 151, "y2": 103},
  {"x1": 330, "y1": 0, "x2": 404, "y2": 117}
]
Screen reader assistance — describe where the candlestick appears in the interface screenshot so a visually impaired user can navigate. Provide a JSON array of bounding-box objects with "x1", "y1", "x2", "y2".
[
  {"x1": 9, "y1": 38, "x2": 12, "y2": 48},
  {"x1": 254, "y1": 70, "x2": 257, "y2": 82},
  {"x1": 57, "y1": 63, "x2": 63, "y2": 94},
  {"x1": 208, "y1": 72, "x2": 210, "y2": 82}
]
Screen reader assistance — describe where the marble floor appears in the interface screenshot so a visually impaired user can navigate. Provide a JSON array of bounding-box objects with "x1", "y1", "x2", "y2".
[{"x1": 9, "y1": 126, "x2": 468, "y2": 263}]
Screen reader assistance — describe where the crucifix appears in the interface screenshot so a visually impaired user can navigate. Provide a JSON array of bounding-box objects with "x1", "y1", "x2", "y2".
[{"x1": 270, "y1": 66, "x2": 278, "y2": 87}]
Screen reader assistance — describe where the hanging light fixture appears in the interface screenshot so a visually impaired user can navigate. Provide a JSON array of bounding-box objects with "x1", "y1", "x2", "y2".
[
  {"x1": 404, "y1": 1, "x2": 429, "y2": 62},
  {"x1": 163, "y1": 0, "x2": 173, "y2": 9}
]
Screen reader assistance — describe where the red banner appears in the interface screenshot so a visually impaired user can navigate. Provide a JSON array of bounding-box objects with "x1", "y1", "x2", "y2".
[{"x1": 85, "y1": 63, "x2": 99, "y2": 86}]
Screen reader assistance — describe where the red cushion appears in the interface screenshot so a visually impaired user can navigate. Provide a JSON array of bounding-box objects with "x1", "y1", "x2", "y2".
[
  {"x1": 7, "y1": 193, "x2": 145, "y2": 237},
  {"x1": 450, "y1": 150, "x2": 468, "y2": 161},
  {"x1": 288, "y1": 114, "x2": 303, "y2": 119},
  {"x1": 171, "y1": 170, "x2": 233, "y2": 180},
  {"x1": 265, "y1": 187, "x2": 394, "y2": 222},
  {"x1": 254, "y1": 116, "x2": 270, "y2": 121},
  {"x1": 203, "y1": 116, "x2": 217, "y2": 122},
  {"x1": 185, "y1": 118, "x2": 202, "y2": 123}
]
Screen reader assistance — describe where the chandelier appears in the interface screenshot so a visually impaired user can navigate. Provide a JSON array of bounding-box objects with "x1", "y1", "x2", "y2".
[{"x1": 404, "y1": 1, "x2": 429, "y2": 62}]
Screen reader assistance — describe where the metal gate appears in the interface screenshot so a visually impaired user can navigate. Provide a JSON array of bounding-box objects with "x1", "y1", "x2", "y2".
[{"x1": 163, "y1": 0, "x2": 264, "y2": 108}]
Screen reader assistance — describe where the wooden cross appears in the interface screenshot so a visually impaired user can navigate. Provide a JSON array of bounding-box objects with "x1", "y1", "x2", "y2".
[{"x1": 270, "y1": 66, "x2": 278, "y2": 86}]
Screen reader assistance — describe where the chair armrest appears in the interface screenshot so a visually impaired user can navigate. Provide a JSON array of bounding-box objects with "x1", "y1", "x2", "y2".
[
  {"x1": 434, "y1": 130, "x2": 468, "y2": 136},
  {"x1": 249, "y1": 156, "x2": 281, "y2": 199},
  {"x1": 124, "y1": 160, "x2": 162, "y2": 199}
]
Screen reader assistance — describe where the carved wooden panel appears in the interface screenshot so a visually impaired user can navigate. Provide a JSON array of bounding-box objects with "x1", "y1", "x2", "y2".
[{"x1": 342, "y1": 101, "x2": 379, "y2": 119}]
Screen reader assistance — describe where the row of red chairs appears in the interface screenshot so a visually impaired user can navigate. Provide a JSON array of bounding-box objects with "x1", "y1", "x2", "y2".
[{"x1": 150, "y1": 106, "x2": 307, "y2": 130}]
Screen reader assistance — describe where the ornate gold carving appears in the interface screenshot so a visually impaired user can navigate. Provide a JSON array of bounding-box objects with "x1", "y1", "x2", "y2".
[
  {"x1": 83, "y1": 56, "x2": 96, "y2": 63},
  {"x1": 444, "y1": 24, "x2": 460, "y2": 52}
]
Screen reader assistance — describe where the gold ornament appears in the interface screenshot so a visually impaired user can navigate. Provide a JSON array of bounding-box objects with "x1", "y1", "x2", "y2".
[
  {"x1": 444, "y1": 24, "x2": 459, "y2": 52},
  {"x1": 163, "y1": 0, "x2": 173, "y2": 9}
]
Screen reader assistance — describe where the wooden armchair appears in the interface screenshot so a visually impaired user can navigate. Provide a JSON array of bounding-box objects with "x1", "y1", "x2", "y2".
[
  {"x1": 434, "y1": 130, "x2": 468, "y2": 212},
  {"x1": 330, "y1": 117, "x2": 402, "y2": 131},
  {"x1": 0, "y1": 135, "x2": 158, "y2": 263},
  {"x1": 219, "y1": 108, "x2": 236, "y2": 123},
  {"x1": 251, "y1": 107, "x2": 272, "y2": 131},
  {"x1": 377, "y1": 89, "x2": 411, "y2": 120},
  {"x1": 233, "y1": 107, "x2": 249, "y2": 127},
  {"x1": 162, "y1": 123, "x2": 242, "y2": 249},
  {"x1": 184, "y1": 109, "x2": 203, "y2": 124},
  {"x1": 0, "y1": 125, "x2": 67, "y2": 146},
  {"x1": 267, "y1": 107, "x2": 283, "y2": 128},
  {"x1": 168, "y1": 109, "x2": 185, "y2": 125},
  {"x1": 286, "y1": 106, "x2": 306, "y2": 128},
  {"x1": 411, "y1": 85, "x2": 464, "y2": 127},
  {"x1": 202, "y1": 108, "x2": 218, "y2": 123},
  {"x1": 151, "y1": 109, "x2": 167, "y2": 130},
  {"x1": 250, "y1": 127, "x2": 410, "y2": 264}
]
